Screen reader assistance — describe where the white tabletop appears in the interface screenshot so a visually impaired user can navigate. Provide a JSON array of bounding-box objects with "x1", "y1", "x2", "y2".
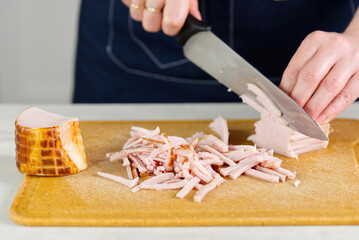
[{"x1": 1, "y1": 103, "x2": 358, "y2": 240}]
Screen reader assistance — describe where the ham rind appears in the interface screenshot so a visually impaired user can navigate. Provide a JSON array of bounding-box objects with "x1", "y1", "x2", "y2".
[
  {"x1": 193, "y1": 177, "x2": 224, "y2": 202},
  {"x1": 243, "y1": 83, "x2": 331, "y2": 158},
  {"x1": 201, "y1": 145, "x2": 235, "y2": 166},
  {"x1": 97, "y1": 172, "x2": 139, "y2": 188},
  {"x1": 209, "y1": 115, "x2": 229, "y2": 145},
  {"x1": 176, "y1": 177, "x2": 201, "y2": 199},
  {"x1": 244, "y1": 169, "x2": 279, "y2": 183},
  {"x1": 255, "y1": 166, "x2": 286, "y2": 182}
]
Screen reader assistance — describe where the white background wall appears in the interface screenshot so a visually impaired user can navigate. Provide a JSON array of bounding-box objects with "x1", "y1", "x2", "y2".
[{"x1": 0, "y1": 0, "x2": 81, "y2": 103}]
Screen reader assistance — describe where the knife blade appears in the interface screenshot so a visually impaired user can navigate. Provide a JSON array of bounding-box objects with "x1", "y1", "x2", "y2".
[{"x1": 178, "y1": 15, "x2": 328, "y2": 141}]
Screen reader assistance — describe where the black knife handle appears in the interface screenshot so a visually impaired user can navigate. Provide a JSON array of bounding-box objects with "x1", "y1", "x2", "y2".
[{"x1": 177, "y1": 14, "x2": 211, "y2": 46}]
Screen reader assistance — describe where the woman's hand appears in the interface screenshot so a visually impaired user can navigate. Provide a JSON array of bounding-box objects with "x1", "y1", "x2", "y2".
[
  {"x1": 122, "y1": 0, "x2": 201, "y2": 35},
  {"x1": 279, "y1": 30, "x2": 359, "y2": 123}
]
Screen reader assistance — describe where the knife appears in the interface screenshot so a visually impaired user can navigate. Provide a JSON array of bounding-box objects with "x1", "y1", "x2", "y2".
[{"x1": 177, "y1": 15, "x2": 328, "y2": 141}]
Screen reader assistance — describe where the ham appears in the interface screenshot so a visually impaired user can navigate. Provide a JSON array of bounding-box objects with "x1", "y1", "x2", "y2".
[
  {"x1": 15, "y1": 107, "x2": 87, "y2": 176},
  {"x1": 242, "y1": 83, "x2": 331, "y2": 158},
  {"x1": 97, "y1": 172, "x2": 139, "y2": 188},
  {"x1": 293, "y1": 179, "x2": 301, "y2": 187},
  {"x1": 209, "y1": 115, "x2": 229, "y2": 144},
  {"x1": 176, "y1": 177, "x2": 201, "y2": 199},
  {"x1": 244, "y1": 169, "x2": 280, "y2": 183},
  {"x1": 193, "y1": 177, "x2": 224, "y2": 203},
  {"x1": 101, "y1": 116, "x2": 298, "y2": 202}
]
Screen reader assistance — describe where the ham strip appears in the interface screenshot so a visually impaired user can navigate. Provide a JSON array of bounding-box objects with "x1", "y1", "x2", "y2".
[
  {"x1": 228, "y1": 155, "x2": 263, "y2": 180},
  {"x1": 255, "y1": 166, "x2": 286, "y2": 182},
  {"x1": 176, "y1": 177, "x2": 201, "y2": 199},
  {"x1": 273, "y1": 167, "x2": 296, "y2": 180},
  {"x1": 244, "y1": 169, "x2": 279, "y2": 183},
  {"x1": 201, "y1": 145, "x2": 235, "y2": 166},
  {"x1": 194, "y1": 177, "x2": 224, "y2": 203},
  {"x1": 97, "y1": 172, "x2": 139, "y2": 188}
]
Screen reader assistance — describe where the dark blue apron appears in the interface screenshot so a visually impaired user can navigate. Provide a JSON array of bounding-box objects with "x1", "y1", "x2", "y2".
[{"x1": 74, "y1": 0, "x2": 357, "y2": 103}]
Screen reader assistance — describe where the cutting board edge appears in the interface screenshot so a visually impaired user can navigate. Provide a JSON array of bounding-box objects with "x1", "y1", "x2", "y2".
[{"x1": 10, "y1": 177, "x2": 359, "y2": 227}]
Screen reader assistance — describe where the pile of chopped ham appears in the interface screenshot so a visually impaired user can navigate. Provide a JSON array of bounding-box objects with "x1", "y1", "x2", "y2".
[
  {"x1": 98, "y1": 116, "x2": 296, "y2": 202},
  {"x1": 241, "y1": 84, "x2": 331, "y2": 158}
]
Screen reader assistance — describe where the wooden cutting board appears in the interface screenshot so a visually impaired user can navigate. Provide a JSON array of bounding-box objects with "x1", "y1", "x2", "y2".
[{"x1": 9, "y1": 119, "x2": 359, "y2": 226}]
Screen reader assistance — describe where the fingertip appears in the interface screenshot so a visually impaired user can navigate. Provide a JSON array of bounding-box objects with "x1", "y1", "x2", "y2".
[
  {"x1": 162, "y1": 0, "x2": 189, "y2": 36},
  {"x1": 189, "y1": 0, "x2": 202, "y2": 20},
  {"x1": 191, "y1": 10, "x2": 202, "y2": 21}
]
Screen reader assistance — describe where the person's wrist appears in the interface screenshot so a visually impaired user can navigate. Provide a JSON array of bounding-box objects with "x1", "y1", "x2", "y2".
[{"x1": 343, "y1": 28, "x2": 359, "y2": 40}]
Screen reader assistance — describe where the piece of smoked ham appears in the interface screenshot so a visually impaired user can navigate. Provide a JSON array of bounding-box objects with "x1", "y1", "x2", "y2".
[
  {"x1": 15, "y1": 107, "x2": 87, "y2": 176},
  {"x1": 241, "y1": 83, "x2": 330, "y2": 158}
]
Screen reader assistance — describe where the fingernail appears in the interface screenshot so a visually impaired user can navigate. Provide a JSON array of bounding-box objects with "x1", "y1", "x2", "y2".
[{"x1": 316, "y1": 113, "x2": 326, "y2": 123}]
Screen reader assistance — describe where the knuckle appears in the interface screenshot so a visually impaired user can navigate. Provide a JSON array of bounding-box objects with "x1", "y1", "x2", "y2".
[
  {"x1": 290, "y1": 94, "x2": 306, "y2": 107},
  {"x1": 300, "y1": 67, "x2": 320, "y2": 84},
  {"x1": 337, "y1": 90, "x2": 352, "y2": 106},
  {"x1": 323, "y1": 77, "x2": 340, "y2": 92},
  {"x1": 327, "y1": 102, "x2": 341, "y2": 116},
  {"x1": 283, "y1": 66, "x2": 299, "y2": 80},
  {"x1": 331, "y1": 34, "x2": 348, "y2": 47},
  {"x1": 305, "y1": 104, "x2": 318, "y2": 116},
  {"x1": 309, "y1": 30, "x2": 326, "y2": 41},
  {"x1": 142, "y1": 22, "x2": 159, "y2": 33},
  {"x1": 130, "y1": 12, "x2": 142, "y2": 22},
  {"x1": 352, "y1": 49, "x2": 359, "y2": 59}
]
